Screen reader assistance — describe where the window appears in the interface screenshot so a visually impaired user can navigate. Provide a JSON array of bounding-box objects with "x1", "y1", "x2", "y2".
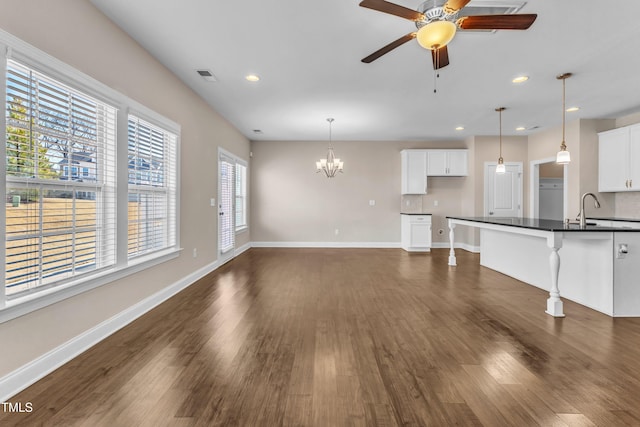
[
  {"x1": 235, "y1": 163, "x2": 247, "y2": 229},
  {"x1": 2, "y1": 33, "x2": 180, "y2": 314},
  {"x1": 127, "y1": 116, "x2": 178, "y2": 259},
  {"x1": 5, "y1": 59, "x2": 117, "y2": 296}
]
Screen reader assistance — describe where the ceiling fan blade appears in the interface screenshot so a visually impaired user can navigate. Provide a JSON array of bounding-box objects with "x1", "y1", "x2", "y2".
[
  {"x1": 457, "y1": 14, "x2": 537, "y2": 30},
  {"x1": 362, "y1": 33, "x2": 416, "y2": 63},
  {"x1": 443, "y1": 0, "x2": 471, "y2": 14},
  {"x1": 359, "y1": 0, "x2": 424, "y2": 21},
  {"x1": 431, "y1": 45, "x2": 450, "y2": 70}
]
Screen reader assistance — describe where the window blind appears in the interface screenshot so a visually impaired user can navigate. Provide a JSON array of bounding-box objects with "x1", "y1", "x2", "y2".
[
  {"x1": 235, "y1": 163, "x2": 247, "y2": 229},
  {"x1": 219, "y1": 156, "x2": 235, "y2": 253},
  {"x1": 127, "y1": 115, "x2": 178, "y2": 259},
  {"x1": 5, "y1": 60, "x2": 117, "y2": 296}
]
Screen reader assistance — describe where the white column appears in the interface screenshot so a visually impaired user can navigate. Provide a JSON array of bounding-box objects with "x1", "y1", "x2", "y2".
[
  {"x1": 545, "y1": 232, "x2": 565, "y2": 317},
  {"x1": 448, "y1": 219, "x2": 457, "y2": 266}
]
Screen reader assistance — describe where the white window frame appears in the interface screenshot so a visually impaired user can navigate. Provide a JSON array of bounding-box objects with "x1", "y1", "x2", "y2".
[
  {"x1": 0, "y1": 29, "x2": 181, "y2": 323},
  {"x1": 235, "y1": 161, "x2": 248, "y2": 231},
  {"x1": 126, "y1": 114, "x2": 179, "y2": 259}
]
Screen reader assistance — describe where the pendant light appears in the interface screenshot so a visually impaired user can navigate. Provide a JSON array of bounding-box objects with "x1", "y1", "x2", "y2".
[
  {"x1": 315, "y1": 118, "x2": 344, "y2": 178},
  {"x1": 556, "y1": 73, "x2": 572, "y2": 164},
  {"x1": 495, "y1": 107, "x2": 506, "y2": 174}
]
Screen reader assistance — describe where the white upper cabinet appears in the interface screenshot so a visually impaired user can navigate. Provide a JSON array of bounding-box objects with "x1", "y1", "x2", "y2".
[
  {"x1": 401, "y1": 150, "x2": 427, "y2": 194},
  {"x1": 427, "y1": 149, "x2": 468, "y2": 176},
  {"x1": 599, "y1": 124, "x2": 640, "y2": 192}
]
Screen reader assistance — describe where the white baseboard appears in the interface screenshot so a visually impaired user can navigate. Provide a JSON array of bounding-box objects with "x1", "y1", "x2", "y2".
[
  {"x1": 234, "y1": 242, "x2": 252, "y2": 256},
  {"x1": 0, "y1": 259, "x2": 220, "y2": 402},
  {"x1": 251, "y1": 241, "x2": 402, "y2": 248},
  {"x1": 432, "y1": 242, "x2": 481, "y2": 253}
]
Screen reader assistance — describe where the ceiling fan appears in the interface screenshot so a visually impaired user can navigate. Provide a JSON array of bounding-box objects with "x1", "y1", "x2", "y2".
[{"x1": 360, "y1": 0, "x2": 537, "y2": 69}]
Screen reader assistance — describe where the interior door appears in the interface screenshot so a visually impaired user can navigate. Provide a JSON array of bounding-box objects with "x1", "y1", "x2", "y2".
[
  {"x1": 218, "y1": 152, "x2": 235, "y2": 265},
  {"x1": 485, "y1": 163, "x2": 522, "y2": 217}
]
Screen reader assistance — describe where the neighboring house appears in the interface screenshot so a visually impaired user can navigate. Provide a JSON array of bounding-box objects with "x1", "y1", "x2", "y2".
[
  {"x1": 57, "y1": 151, "x2": 97, "y2": 200},
  {"x1": 128, "y1": 156, "x2": 164, "y2": 186},
  {"x1": 58, "y1": 151, "x2": 97, "y2": 182}
]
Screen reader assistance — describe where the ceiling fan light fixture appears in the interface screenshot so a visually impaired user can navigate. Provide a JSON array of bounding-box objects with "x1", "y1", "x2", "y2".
[{"x1": 416, "y1": 20, "x2": 457, "y2": 50}]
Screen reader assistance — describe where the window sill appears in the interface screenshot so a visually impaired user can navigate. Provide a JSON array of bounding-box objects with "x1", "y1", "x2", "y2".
[
  {"x1": 235, "y1": 226, "x2": 249, "y2": 234},
  {"x1": 0, "y1": 248, "x2": 181, "y2": 324}
]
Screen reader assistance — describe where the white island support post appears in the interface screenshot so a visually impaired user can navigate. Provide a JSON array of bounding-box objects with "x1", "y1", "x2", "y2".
[
  {"x1": 545, "y1": 232, "x2": 565, "y2": 317},
  {"x1": 448, "y1": 219, "x2": 457, "y2": 266}
]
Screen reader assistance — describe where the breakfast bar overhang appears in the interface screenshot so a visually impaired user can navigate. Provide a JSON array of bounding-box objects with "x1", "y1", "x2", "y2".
[{"x1": 447, "y1": 217, "x2": 640, "y2": 317}]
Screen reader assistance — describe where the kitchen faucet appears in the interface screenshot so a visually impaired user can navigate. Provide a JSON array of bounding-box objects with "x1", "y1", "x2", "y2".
[{"x1": 577, "y1": 192, "x2": 601, "y2": 228}]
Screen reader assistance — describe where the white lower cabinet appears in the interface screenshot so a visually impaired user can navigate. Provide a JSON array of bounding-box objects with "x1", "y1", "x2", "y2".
[{"x1": 401, "y1": 214, "x2": 432, "y2": 252}]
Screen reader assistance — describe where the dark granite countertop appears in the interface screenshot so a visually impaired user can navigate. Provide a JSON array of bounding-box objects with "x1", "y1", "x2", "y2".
[
  {"x1": 588, "y1": 217, "x2": 640, "y2": 223},
  {"x1": 446, "y1": 216, "x2": 640, "y2": 232}
]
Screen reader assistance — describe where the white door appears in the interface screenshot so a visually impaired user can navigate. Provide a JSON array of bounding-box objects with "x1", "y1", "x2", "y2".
[
  {"x1": 218, "y1": 152, "x2": 235, "y2": 265},
  {"x1": 485, "y1": 163, "x2": 522, "y2": 217}
]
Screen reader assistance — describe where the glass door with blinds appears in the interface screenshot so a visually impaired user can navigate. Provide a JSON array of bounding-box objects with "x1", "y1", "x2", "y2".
[{"x1": 218, "y1": 151, "x2": 235, "y2": 264}]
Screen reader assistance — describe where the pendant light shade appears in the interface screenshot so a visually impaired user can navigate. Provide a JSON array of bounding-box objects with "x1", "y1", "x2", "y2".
[
  {"x1": 556, "y1": 73, "x2": 572, "y2": 164},
  {"x1": 316, "y1": 118, "x2": 343, "y2": 178},
  {"x1": 495, "y1": 107, "x2": 506, "y2": 174}
]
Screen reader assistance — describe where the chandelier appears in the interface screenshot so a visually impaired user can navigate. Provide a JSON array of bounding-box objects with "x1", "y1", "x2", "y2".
[{"x1": 316, "y1": 118, "x2": 343, "y2": 178}]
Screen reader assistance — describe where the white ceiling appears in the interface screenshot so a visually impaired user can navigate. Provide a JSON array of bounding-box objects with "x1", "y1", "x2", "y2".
[{"x1": 90, "y1": 0, "x2": 640, "y2": 142}]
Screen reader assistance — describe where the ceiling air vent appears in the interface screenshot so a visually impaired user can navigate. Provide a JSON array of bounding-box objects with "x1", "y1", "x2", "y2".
[{"x1": 196, "y1": 69, "x2": 217, "y2": 82}]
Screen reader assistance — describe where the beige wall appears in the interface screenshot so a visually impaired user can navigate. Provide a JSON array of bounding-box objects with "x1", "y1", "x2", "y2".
[
  {"x1": 250, "y1": 136, "x2": 530, "y2": 248},
  {"x1": 527, "y1": 118, "x2": 617, "y2": 219},
  {"x1": 540, "y1": 162, "x2": 564, "y2": 178},
  {"x1": 0, "y1": 0, "x2": 250, "y2": 377},
  {"x1": 250, "y1": 140, "x2": 472, "y2": 245}
]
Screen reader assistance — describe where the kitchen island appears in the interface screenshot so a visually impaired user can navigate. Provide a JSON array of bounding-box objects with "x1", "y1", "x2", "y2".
[{"x1": 447, "y1": 216, "x2": 640, "y2": 317}]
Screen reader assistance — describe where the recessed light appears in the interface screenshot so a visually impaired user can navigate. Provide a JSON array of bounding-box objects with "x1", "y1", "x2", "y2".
[
  {"x1": 566, "y1": 106, "x2": 580, "y2": 112},
  {"x1": 455, "y1": 126, "x2": 464, "y2": 131},
  {"x1": 245, "y1": 74, "x2": 260, "y2": 82},
  {"x1": 512, "y1": 75, "x2": 529, "y2": 84},
  {"x1": 515, "y1": 126, "x2": 526, "y2": 131}
]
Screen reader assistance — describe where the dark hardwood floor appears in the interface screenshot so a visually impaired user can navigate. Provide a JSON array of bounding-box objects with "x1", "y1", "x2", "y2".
[{"x1": 3, "y1": 248, "x2": 640, "y2": 426}]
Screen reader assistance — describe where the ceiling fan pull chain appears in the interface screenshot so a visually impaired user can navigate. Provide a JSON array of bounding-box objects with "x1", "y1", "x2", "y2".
[
  {"x1": 433, "y1": 68, "x2": 437, "y2": 93},
  {"x1": 433, "y1": 48, "x2": 439, "y2": 93}
]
